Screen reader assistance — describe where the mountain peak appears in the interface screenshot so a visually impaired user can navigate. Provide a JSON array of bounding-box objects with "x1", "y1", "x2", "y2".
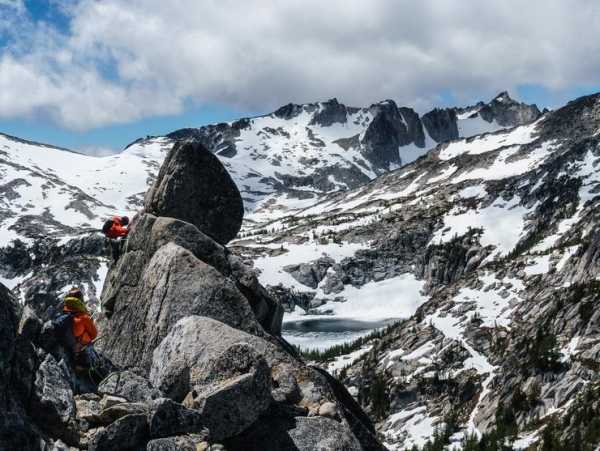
[{"x1": 491, "y1": 90, "x2": 512, "y2": 103}]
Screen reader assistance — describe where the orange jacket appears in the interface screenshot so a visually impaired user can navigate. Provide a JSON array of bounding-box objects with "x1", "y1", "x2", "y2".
[
  {"x1": 105, "y1": 216, "x2": 129, "y2": 239},
  {"x1": 64, "y1": 307, "x2": 97, "y2": 347}
]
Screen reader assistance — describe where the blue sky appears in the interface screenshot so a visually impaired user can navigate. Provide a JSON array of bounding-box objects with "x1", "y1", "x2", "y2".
[
  {"x1": 0, "y1": 0, "x2": 599, "y2": 154},
  {"x1": 4, "y1": 84, "x2": 600, "y2": 154}
]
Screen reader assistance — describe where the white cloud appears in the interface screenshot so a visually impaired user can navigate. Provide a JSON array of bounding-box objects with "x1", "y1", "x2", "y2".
[
  {"x1": 78, "y1": 145, "x2": 120, "y2": 156},
  {"x1": 1, "y1": 0, "x2": 600, "y2": 130}
]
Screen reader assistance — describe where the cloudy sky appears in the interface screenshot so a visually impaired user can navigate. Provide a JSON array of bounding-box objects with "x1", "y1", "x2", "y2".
[{"x1": 1, "y1": 0, "x2": 599, "y2": 153}]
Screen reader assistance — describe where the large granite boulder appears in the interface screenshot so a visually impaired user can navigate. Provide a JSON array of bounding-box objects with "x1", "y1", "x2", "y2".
[
  {"x1": 99, "y1": 214, "x2": 265, "y2": 371},
  {"x1": 149, "y1": 316, "x2": 281, "y2": 400},
  {"x1": 180, "y1": 340, "x2": 273, "y2": 441},
  {"x1": 144, "y1": 140, "x2": 244, "y2": 245}
]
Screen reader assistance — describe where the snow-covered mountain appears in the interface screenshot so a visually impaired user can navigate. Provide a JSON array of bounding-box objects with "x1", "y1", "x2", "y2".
[
  {"x1": 0, "y1": 92, "x2": 538, "y2": 245},
  {"x1": 231, "y1": 93, "x2": 600, "y2": 449},
  {"x1": 164, "y1": 92, "x2": 540, "y2": 220},
  {"x1": 0, "y1": 92, "x2": 538, "y2": 301}
]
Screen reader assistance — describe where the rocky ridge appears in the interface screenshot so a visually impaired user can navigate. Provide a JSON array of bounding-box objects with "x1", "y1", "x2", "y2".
[{"x1": 0, "y1": 140, "x2": 385, "y2": 450}]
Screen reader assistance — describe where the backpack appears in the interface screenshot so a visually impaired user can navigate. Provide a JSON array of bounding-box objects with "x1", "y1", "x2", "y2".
[
  {"x1": 102, "y1": 219, "x2": 114, "y2": 235},
  {"x1": 52, "y1": 311, "x2": 76, "y2": 350}
]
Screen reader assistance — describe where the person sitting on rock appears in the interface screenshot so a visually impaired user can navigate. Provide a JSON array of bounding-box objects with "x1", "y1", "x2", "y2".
[
  {"x1": 58, "y1": 287, "x2": 99, "y2": 372},
  {"x1": 101, "y1": 215, "x2": 130, "y2": 261}
]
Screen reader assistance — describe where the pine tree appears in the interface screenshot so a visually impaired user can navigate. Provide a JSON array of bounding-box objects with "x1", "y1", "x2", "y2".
[{"x1": 369, "y1": 373, "x2": 389, "y2": 420}]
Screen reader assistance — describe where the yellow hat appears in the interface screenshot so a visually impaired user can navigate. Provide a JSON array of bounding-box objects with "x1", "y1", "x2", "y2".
[{"x1": 64, "y1": 296, "x2": 88, "y2": 314}]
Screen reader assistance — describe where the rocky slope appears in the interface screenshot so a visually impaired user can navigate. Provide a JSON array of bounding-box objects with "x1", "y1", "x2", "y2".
[
  {"x1": 231, "y1": 93, "x2": 600, "y2": 449},
  {"x1": 0, "y1": 140, "x2": 386, "y2": 451}
]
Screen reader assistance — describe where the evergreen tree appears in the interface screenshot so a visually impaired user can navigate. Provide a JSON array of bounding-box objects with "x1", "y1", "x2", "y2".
[{"x1": 369, "y1": 373, "x2": 389, "y2": 420}]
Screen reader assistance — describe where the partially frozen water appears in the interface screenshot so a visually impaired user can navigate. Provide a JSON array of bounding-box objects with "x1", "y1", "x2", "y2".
[{"x1": 282, "y1": 317, "x2": 396, "y2": 351}]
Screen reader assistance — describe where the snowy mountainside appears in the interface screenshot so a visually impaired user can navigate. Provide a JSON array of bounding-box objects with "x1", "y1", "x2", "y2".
[
  {"x1": 231, "y1": 93, "x2": 600, "y2": 448},
  {"x1": 164, "y1": 92, "x2": 540, "y2": 220},
  {"x1": 0, "y1": 92, "x2": 538, "y2": 305},
  {"x1": 0, "y1": 133, "x2": 172, "y2": 244},
  {"x1": 0, "y1": 134, "x2": 173, "y2": 307}
]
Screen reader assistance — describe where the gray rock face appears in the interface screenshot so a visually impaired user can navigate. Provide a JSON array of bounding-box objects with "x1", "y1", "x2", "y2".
[
  {"x1": 144, "y1": 140, "x2": 243, "y2": 245},
  {"x1": 422, "y1": 108, "x2": 459, "y2": 143},
  {"x1": 273, "y1": 102, "x2": 305, "y2": 120},
  {"x1": 98, "y1": 370, "x2": 163, "y2": 403},
  {"x1": 479, "y1": 91, "x2": 541, "y2": 127},
  {"x1": 31, "y1": 354, "x2": 77, "y2": 443},
  {"x1": 182, "y1": 342, "x2": 272, "y2": 441},
  {"x1": 274, "y1": 163, "x2": 371, "y2": 194},
  {"x1": 288, "y1": 417, "x2": 363, "y2": 451},
  {"x1": 150, "y1": 316, "x2": 280, "y2": 401},
  {"x1": 226, "y1": 416, "x2": 363, "y2": 451},
  {"x1": 321, "y1": 272, "x2": 345, "y2": 295},
  {"x1": 0, "y1": 284, "x2": 18, "y2": 396},
  {"x1": 105, "y1": 242, "x2": 261, "y2": 368},
  {"x1": 0, "y1": 283, "x2": 44, "y2": 450},
  {"x1": 88, "y1": 414, "x2": 148, "y2": 451},
  {"x1": 166, "y1": 117, "x2": 250, "y2": 159},
  {"x1": 309, "y1": 98, "x2": 348, "y2": 127},
  {"x1": 271, "y1": 365, "x2": 302, "y2": 404},
  {"x1": 283, "y1": 256, "x2": 335, "y2": 289},
  {"x1": 146, "y1": 434, "x2": 209, "y2": 451},
  {"x1": 148, "y1": 398, "x2": 207, "y2": 439},
  {"x1": 399, "y1": 107, "x2": 426, "y2": 147},
  {"x1": 267, "y1": 285, "x2": 317, "y2": 312},
  {"x1": 361, "y1": 100, "x2": 413, "y2": 169},
  {"x1": 144, "y1": 216, "x2": 231, "y2": 274},
  {"x1": 17, "y1": 304, "x2": 42, "y2": 341},
  {"x1": 99, "y1": 214, "x2": 265, "y2": 371}
]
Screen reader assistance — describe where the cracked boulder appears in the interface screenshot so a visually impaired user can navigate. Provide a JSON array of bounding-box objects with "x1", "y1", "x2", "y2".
[
  {"x1": 150, "y1": 316, "x2": 278, "y2": 401},
  {"x1": 98, "y1": 370, "x2": 163, "y2": 403}
]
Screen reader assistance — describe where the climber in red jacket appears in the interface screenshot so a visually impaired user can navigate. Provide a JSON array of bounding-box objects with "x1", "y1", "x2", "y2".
[{"x1": 102, "y1": 216, "x2": 130, "y2": 261}]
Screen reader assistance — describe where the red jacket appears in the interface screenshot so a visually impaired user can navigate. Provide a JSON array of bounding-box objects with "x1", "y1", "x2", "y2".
[{"x1": 105, "y1": 216, "x2": 129, "y2": 239}]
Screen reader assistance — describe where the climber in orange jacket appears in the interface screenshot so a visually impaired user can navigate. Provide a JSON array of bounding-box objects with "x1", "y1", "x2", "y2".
[
  {"x1": 102, "y1": 215, "x2": 130, "y2": 261},
  {"x1": 62, "y1": 287, "x2": 98, "y2": 352},
  {"x1": 102, "y1": 215, "x2": 130, "y2": 239},
  {"x1": 53, "y1": 287, "x2": 100, "y2": 374}
]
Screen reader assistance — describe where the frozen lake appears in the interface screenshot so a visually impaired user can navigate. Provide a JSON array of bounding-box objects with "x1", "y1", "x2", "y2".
[{"x1": 282, "y1": 317, "x2": 398, "y2": 351}]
